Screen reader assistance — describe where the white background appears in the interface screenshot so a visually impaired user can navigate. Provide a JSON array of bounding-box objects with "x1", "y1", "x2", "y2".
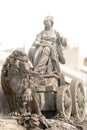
[{"x1": 0, "y1": 0, "x2": 87, "y2": 57}]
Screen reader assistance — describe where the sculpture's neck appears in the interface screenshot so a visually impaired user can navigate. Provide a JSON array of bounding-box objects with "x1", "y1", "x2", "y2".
[{"x1": 45, "y1": 26, "x2": 52, "y2": 31}]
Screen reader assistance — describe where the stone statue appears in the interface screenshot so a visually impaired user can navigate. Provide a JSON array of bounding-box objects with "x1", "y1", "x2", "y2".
[
  {"x1": 1, "y1": 50, "x2": 41, "y2": 115},
  {"x1": 29, "y1": 16, "x2": 67, "y2": 74},
  {"x1": 0, "y1": 17, "x2": 86, "y2": 130}
]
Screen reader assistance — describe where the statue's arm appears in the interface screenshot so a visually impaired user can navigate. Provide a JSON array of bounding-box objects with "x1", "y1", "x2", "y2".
[
  {"x1": 56, "y1": 31, "x2": 67, "y2": 47},
  {"x1": 56, "y1": 31, "x2": 67, "y2": 64}
]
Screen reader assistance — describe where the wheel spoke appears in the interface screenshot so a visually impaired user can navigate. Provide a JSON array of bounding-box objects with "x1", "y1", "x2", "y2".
[
  {"x1": 56, "y1": 86, "x2": 72, "y2": 119},
  {"x1": 70, "y1": 78, "x2": 86, "y2": 121}
]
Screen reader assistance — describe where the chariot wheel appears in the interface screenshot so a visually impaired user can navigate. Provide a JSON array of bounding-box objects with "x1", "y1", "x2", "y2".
[
  {"x1": 70, "y1": 78, "x2": 86, "y2": 121},
  {"x1": 56, "y1": 86, "x2": 72, "y2": 119}
]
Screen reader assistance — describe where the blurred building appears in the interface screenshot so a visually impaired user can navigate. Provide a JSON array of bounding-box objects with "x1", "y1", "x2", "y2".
[{"x1": 63, "y1": 46, "x2": 79, "y2": 69}]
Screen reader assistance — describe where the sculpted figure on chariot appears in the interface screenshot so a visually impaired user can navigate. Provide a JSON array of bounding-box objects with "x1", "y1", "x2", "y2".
[{"x1": 29, "y1": 16, "x2": 67, "y2": 74}]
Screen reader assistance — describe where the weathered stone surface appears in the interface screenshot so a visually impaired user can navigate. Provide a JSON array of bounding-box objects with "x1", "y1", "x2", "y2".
[
  {"x1": 16, "y1": 113, "x2": 84, "y2": 130},
  {"x1": 35, "y1": 77, "x2": 58, "y2": 92},
  {"x1": 0, "y1": 114, "x2": 87, "y2": 130},
  {"x1": 0, "y1": 49, "x2": 86, "y2": 130},
  {"x1": 36, "y1": 91, "x2": 55, "y2": 111},
  {"x1": 0, "y1": 118, "x2": 26, "y2": 130},
  {"x1": 0, "y1": 86, "x2": 10, "y2": 114},
  {"x1": 1, "y1": 50, "x2": 31, "y2": 113}
]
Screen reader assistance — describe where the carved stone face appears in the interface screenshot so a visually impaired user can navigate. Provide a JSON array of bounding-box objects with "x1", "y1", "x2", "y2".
[
  {"x1": 44, "y1": 16, "x2": 54, "y2": 28},
  {"x1": 44, "y1": 19, "x2": 52, "y2": 28}
]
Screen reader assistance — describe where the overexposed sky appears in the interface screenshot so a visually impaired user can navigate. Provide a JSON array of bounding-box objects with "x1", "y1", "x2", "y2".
[{"x1": 0, "y1": 0, "x2": 87, "y2": 57}]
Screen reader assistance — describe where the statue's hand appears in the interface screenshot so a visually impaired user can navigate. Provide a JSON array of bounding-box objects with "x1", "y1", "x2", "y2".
[{"x1": 62, "y1": 38, "x2": 67, "y2": 47}]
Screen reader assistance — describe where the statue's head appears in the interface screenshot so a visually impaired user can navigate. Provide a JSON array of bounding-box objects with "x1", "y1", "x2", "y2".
[
  {"x1": 1, "y1": 50, "x2": 31, "y2": 95},
  {"x1": 43, "y1": 16, "x2": 54, "y2": 27}
]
